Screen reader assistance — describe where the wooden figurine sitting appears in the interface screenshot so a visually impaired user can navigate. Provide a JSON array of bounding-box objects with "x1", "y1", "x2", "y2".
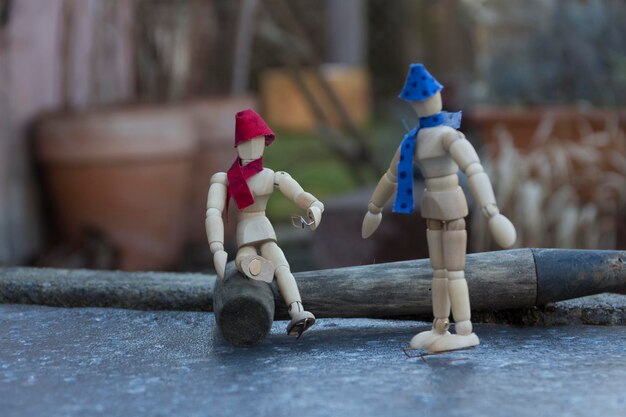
[
  {"x1": 205, "y1": 109, "x2": 323, "y2": 337},
  {"x1": 361, "y1": 64, "x2": 517, "y2": 353}
]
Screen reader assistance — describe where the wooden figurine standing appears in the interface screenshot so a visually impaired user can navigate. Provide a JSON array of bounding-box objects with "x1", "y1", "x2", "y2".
[
  {"x1": 361, "y1": 64, "x2": 516, "y2": 353},
  {"x1": 205, "y1": 109, "x2": 323, "y2": 337}
]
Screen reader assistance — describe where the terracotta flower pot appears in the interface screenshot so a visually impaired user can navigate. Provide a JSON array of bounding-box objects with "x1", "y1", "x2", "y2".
[
  {"x1": 36, "y1": 105, "x2": 196, "y2": 271},
  {"x1": 185, "y1": 95, "x2": 257, "y2": 244}
]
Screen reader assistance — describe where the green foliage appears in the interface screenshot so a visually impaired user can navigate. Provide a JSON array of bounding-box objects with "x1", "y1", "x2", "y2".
[
  {"x1": 264, "y1": 129, "x2": 357, "y2": 221},
  {"x1": 264, "y1": 119, "x2": 405, "y2": 221}
]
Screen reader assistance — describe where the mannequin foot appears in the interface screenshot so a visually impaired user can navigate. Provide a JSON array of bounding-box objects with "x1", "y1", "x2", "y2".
[
  {"x1": 427, "y1": 332, "x2": 479, "y2": 353},
  {"x1": 410, "y1": 329, "x2": 451, "y2": 350},
  {"x1": 286, "y1": 302, "x2": 316, "y2": 338}
]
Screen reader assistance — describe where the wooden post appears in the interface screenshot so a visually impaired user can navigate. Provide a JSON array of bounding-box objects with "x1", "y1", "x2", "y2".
[
  {"x1": 212, "y1": 262, "x2": 275, "y2": 346},
  {"x1": 0, "y1": 249, "x2": 624, "y2": 319},
  {"x1": 325, "y1": 0, "x2": 367, "y2": 65},
  {"x1": 278, "y1": 248, "x2": 538, "y2": 320}
]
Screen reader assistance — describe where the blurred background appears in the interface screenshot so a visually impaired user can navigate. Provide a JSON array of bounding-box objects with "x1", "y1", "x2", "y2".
[{"x1": 0, "y1": 0, "x2": 624, "y2": 274}]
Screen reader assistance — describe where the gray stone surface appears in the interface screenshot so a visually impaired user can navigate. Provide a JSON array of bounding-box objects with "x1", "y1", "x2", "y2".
[{"x1": 1, "y1": 304, "x2": 626, "y2": 417}]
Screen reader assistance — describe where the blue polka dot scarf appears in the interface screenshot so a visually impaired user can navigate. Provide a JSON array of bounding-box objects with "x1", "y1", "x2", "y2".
[{"x1": 392, "y1": 111, "x2": 462, "y2": 214}]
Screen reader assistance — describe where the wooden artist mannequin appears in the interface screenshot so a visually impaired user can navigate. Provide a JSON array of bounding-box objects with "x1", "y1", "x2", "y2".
[
  {"x1": 206, "y1": 109, "x2": 323, "y2": 337},
  {"x1": 361, "y1": 64, "x2": 516, "y2": 353}
]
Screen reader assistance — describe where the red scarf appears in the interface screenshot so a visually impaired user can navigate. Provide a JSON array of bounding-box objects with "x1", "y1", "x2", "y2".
[{"x1": 226, "y1": 157, "x2": 264, "y2": 214}]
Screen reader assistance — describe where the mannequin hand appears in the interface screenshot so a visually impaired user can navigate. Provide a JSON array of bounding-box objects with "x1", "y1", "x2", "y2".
[
  {"x1": 213, "y1": 250, "x2": 228, "y2": 280},
  {"x1": 307, "y1": 206, "x2": 322, "y2": 231},
  {"x1": 361, "y1": 211, "x2": 382, "y2": 239},
  {"x1": 488, "y1": 213, "x2": 517, "y2": 248}
]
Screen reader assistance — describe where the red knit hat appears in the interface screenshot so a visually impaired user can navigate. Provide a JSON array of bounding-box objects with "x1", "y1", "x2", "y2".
[{"x1": 234, "y1": 109, "x2": 275, "y2": 147}]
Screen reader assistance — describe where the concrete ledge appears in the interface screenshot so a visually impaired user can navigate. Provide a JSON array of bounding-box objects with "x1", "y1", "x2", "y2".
[{"x1": 3, "y1": 304, "x2": 625, "y2": 417}]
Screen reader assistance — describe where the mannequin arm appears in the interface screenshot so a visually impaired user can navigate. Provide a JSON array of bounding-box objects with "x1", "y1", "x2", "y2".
[
  {"x1": 274, "y1": 171, "x2": 324, "y2": 229},
  {"x1": 443, "y1": 131, "x2": 497, "y2": 216},
  {"x1": 361, "y1": 147, "x2": 400, "y2": 238},
  {"x1": 443, "y1": 131, "x2": 516, "y2": 248},
  {"x1": 205, "y1": 172, "x2": 228, "y2": 278}
]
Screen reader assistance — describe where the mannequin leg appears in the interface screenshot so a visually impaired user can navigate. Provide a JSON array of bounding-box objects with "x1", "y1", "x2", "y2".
[
  {"x1": 260, "y1": 241, "x2": 315, "y2": 336},
  {"x1": 429, "y1": 218, "x2": 479, "y2": 352},
  {"x1": 236, "y1": 244, "x2": 275, "y2": 282},
  {"x1": 410, "y1": 219, "x2": 451, "y2": 349},
  {"x1": 235, "y1": 245, "x2": 258, "y2": 273}
]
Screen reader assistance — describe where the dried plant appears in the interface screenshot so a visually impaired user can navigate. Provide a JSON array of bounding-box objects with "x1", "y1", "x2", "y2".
[
  {"x1": 472, "y1": 114, "x2": 626, "y2": 251},
  {"x1": 134, "y1": 0, "x2": 217, "y2": 101}
]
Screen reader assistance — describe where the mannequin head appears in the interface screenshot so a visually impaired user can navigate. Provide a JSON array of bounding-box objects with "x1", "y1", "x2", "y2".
[
  {"x1": 236, "y1": 136, "x2": 265, "y2": 162},
  {"x1": 410, "y1": 92, "x2": 442, "y2": 118}
]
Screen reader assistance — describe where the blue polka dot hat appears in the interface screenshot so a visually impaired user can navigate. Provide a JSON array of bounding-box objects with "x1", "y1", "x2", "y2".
[{"x1": 398, "y1": 63, "x2": 443, "y2": 102}]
